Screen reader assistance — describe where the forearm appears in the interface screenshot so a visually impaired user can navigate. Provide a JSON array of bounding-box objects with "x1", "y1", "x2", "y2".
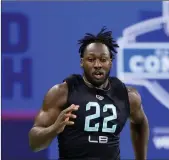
[
  {"x1": 29, "y1": 125, "x2": 57, "y2": 152},
  {"x1": 130, "y1": 116, "x2": 149, "y2": 160}
]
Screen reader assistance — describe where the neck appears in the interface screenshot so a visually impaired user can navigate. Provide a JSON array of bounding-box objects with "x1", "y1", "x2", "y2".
[{"x1": 83, "y1": 75, "x2": 110, "y2": 90}]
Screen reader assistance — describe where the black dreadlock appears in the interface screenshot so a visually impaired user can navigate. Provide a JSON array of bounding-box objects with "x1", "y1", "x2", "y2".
[{"x1": 78, "y1": 26, "x2": 119, "y2": 59}]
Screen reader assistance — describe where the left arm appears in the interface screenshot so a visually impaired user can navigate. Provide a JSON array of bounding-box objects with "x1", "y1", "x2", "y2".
[{"x1": 127, "y1": 87, "x2": 149, "y2": 160}]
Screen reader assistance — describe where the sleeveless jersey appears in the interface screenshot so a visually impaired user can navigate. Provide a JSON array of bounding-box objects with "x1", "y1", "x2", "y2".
[{"x1": 58, "y1": 74, "x2": 130, "y2": 160}]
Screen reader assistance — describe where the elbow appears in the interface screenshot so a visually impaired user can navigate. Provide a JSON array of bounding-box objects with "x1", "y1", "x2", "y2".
[
  {"x1": 30, "y1": 144, "x2": 47, "y2": 152},
  {"x1": 29, "y1": 139, "x2": 45, "y2": 153},
  {"x1": 130, "y1": 114, "x2": 149, "y2": 132},
  {"x1": 28, "y1": 131, "x2": 37, "y2": 152},
  {"x1": 30, "y1": 146, "x2": 44, "y2": 153},
  {"x1": 29, "y1": 145, "x2": 40, "y2": 152},
  {"x1": 28, "y1": 131, "x2": 47, "y2": 152},
  {"x1": 28, "y1": 130, "x2": 42, "y2": 152},
  {"x1": 29, "y1": 141, "x2": 40, "y2": 152}
]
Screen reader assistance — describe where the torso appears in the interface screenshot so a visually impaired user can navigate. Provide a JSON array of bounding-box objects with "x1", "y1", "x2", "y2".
[{"x1": 58, "y1": 74, "x2": 130, "y2": 160}]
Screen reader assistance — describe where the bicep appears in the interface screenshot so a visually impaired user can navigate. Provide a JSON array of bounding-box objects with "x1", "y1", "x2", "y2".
[
  {"x1": 33, "y1": 107, "x2": 60, "y2": 128},
  {"x1": 130, "y1": 104, "x2": 145, "y2": 124},
  {"x1": 128, "y1": 87, "x2": 146, "y2": 124},
  {"x1": 33, "y1": 83, "x2": 68, "y2": 128}
]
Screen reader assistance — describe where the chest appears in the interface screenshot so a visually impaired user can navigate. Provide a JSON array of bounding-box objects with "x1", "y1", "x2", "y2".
[{"x1": 68, "y1": 87, "x2": 129, "y2": 135}]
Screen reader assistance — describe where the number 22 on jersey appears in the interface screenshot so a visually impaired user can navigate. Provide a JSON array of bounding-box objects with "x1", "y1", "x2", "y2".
[{"x1": 84, "y1": 102, "x2": 117, "y2": 133}]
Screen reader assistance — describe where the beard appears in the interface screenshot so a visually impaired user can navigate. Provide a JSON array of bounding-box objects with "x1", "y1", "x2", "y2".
[{"x1": 83, "y1": 69, "x2": 110, "y2": 87}]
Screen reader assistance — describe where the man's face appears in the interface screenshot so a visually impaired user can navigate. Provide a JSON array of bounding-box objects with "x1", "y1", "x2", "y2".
[{"x1": 81, "y1": 42, "x2": 112, "y2": 87}]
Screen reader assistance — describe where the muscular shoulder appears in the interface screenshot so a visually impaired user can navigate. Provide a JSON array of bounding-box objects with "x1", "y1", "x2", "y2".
[{"x1": 43, "y1": 82, "x2": 68, "y2": 110}]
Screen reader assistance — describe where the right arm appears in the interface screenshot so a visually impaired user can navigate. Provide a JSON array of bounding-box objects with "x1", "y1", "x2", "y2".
[{"x1": 28, "y1": 82, "x2": 78, "y2": 152}]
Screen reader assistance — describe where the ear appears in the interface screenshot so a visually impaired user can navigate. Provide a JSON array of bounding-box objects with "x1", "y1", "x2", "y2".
[
  {"x1": 110, "y1": 58, "x2": 112, "y2": 64},
  {"x1": 80, "y1": 58, "x2": 84, "y2": 67}
]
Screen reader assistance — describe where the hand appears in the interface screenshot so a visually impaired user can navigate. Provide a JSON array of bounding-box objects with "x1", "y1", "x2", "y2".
[{"x1": 53, "y1": 104, "x2": 79, "y2": 134}]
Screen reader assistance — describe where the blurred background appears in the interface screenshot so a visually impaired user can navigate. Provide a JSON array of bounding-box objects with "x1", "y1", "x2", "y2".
[{"x1": 2, "y1": 1, "x2": 169, "y2": 159}]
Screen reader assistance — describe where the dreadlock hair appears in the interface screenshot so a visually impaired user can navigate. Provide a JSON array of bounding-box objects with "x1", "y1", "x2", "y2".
[{"x1": 78, "y1": 26, "x2": 119, "y2": 59}]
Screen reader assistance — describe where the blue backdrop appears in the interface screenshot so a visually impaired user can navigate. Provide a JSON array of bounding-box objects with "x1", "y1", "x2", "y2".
[{"x1": 2, "y1": 1, "x2": 169, "y2": 159}]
